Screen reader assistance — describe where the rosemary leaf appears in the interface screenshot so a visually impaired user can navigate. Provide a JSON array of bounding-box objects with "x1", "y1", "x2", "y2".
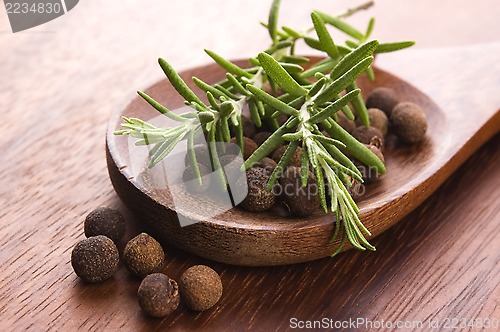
[
  {"x1": 376, "y1": 41, "x2": 415, "y2": 53},
  {"x1": 309, "y1": 89, "x2": 360, "y2": 123},
  {"x1": 246, "y1": 84, "x2": 300, "y2": 116},
  {"x1": 315, "y1": 11, "x2": 364, "y2": 40},
  {"x1": 266, "y1": 141, "x2": 299, "y2": 190},
  {"x1": 330, "y1": 40, "x2": 379, "y2": 80},
  {"x1": 311, "y1": 11, "x2": 339, "y2": 58},
  {"x1": 204, "y1": 49, "x2": 252, "y2": 78},
  {"x1": 137, "y1": 91, "x2": 187, "y2": 122},
  {"x1": 158, "y1": 58, "x2": 204, "y2": 106},
  {"x1": 268, "y1": 0, "x2": 281, "y2": 44},
  {"x1": 257, "y1": 52, "x2": 308, "y2": 97}
]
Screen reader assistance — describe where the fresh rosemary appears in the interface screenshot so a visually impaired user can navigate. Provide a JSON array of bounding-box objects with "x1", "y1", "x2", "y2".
[{"x1": 115, "y1": 0, "x2": 414, "y2": 256}]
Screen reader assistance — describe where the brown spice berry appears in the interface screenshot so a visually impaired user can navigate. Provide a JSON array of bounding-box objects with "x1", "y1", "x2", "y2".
[
  {"x1": 391, "y1": 102, "x2": 428, "y2": 144},
  {"x1": 272, "y1": 145, "x2": 302, "y2": 167},
  {"x1": 184, "y1": 144, "x2": 212, "y2": 168},
  {"x1": 183, "y1": 163, "x2": 211, "y2": 193},
  {"x1": 241, "y1": 115, "x2": 256, "y2": 139},
  {"x1": 239, "y1": 167, "x2": 276, "y2": 212},
  {"x1": 253, "y1": 131, "x2": 272, "y2": 146},
  {"x1": 366, "y1": 108, "x2": 389, "y2": 136},
  {"x1": 352, "y1": 126, "x2": 385, "y2": 150},
  {"x1": 230, "y1": 137, "x2": 258, "y2": 160},
  {"x1": 356, "y1": 145, "x2": 385, "y2": 183},
  {"x1": 71, "y1": 235, "x2": 119, "y2": 283},
  {"x1": 123, "y1": 233, "x2": 165, "y2": 277},
  {"x1": 84, "y1": 207, "x2": 125, "y2": 243},
  {"x1": 366, "y1": 87, "x2": 399, "y2": 116},
  {"x1": 179, "y1": 265, "x2": 223, "y2": 311},
  {"x1": 138, "y1": 273, "x2": 179, "y2": 318},
  {"x1": 257, "y1": 157, "x2": 278, "y2": 175},
  {"x1": 279, "y1": 166, "x2": 320, "y2": 217},
  {"x1": 337, "y1": 112, "x2": 356, "y2": 133}
]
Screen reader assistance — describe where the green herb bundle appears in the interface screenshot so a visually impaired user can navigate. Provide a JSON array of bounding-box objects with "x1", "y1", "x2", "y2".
[{"x1": 116, "y1": 0, "x2": 414, "y2": 255}]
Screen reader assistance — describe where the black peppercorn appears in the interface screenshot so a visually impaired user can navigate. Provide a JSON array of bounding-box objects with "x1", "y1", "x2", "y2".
[
  {"x1": 123, "y1": 233, "x2": 165, "y2": 277},
  {"x1": 138, "y1": 273, "x2": 180, "y2": 318},
  {"x1": 366, "y1": 87, "x2": 399, "y2": 116},
  {"x1": 279, "y1": 166, "x2": 320, "y2": 217},
  {"x1": 391, "y1": 102, "x2": 428, "y2": 144},
  {"x1": 84, "y1": 207, "x2": 125, "y2": 243},
  {"x1": 179, "y1": 265, "x2": 223, "y2": 312},
  {"x1": 239, "y1": 167, "x2": 276, "y2": 212},
  {"x1": 71, "y1": 235, "x2": 119, "y2": 283}
]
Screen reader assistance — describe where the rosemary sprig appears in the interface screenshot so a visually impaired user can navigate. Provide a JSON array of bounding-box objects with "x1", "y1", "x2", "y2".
[{"x1": 115, "y1": 0, "x2": 415, "y2": 256}]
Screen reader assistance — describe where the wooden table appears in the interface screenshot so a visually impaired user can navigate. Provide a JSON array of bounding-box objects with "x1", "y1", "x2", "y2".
[{"x1": 1, "y1": 1, "x2": 499, "y2": 330}]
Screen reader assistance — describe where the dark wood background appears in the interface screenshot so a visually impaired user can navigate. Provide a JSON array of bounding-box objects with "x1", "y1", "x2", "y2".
[{"x1": 1, "y1": 1, "x2": 499, "y2": 330}]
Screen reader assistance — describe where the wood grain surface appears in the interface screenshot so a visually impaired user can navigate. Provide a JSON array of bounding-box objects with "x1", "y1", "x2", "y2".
[{"x1": 0, "y1": 0, "x2": 499, "y2": 330}]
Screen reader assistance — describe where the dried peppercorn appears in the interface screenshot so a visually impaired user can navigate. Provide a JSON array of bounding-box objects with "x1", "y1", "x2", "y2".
[
  {"x1": 279, "y1": 166, "x2": 320, "y2": 217},
  {"x1": 391, "y1": 102, "x2": 428, "y2": 144},
  {"x1": 179, "y1": 265, "x2": 223, "y2": 312},
  {"x1": 84, "y1": 207, "x2": 125, "y2": 243},
  {"x1": 138, "y1": 273, "x2": 180, "y2": 318},
  {"x1": 71, "y1": 235, "x2": 119, "y2": 283},
  {"x1": 123, "y1": 233, "x2": 165, "y2": 277},
  {"x1": 239, "y1": 167, "x2": 276, "y2": 212},
  {"x1": 366, "y1": 87, "x2": 399, "y2": 116}
]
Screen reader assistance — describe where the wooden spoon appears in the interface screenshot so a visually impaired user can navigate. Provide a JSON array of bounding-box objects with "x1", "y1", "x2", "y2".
[{"x1": 106, "y1": 43, "x2": 500, "y2": 266}]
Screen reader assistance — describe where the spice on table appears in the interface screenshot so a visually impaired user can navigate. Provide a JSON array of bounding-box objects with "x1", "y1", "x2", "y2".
[
  {"x1": 391, "y1": 102, "x2": 428, "y2": 143},
  {"x1": 71, "y1": 235, "x2": 119, "y2": 283},
  {"x1": 253, "y1": 131, "x2": 272, "y2": 146},
  {"x1": 366, "y1": 108, "x2": 389, "y2": 136},
  {"x1": 123, "y1": 233, "x2": 165, "y2": 277},
  {"x1": 179, "y1": 265, "x2": 223, "y2": 311},
  {"x1": 272, "y1": 145, "x2": 302, "y2": 167},
  {"x1": 183, "y1": 163, "x2": 211, "y2": 193},
  {"x1": 84, "y1": 207, "x2": 125, "y2": 243},
  {"x1": 138, "y1": 273, "x2": 180, "y2": 318},
  {"x1": 230, "y1": 137, "x2": 258, "y2": 160},
  {"x1": 366, "y1": 87, "x2": 399, "y2": 116},
  {"x1": 238, "y1": 167, "x2": 276, "y2": 212},
  {"x1": 279, "y1": 166, "x2": 320, "y2": 217},
  {"x1": 337, "y1": 112, "x2": 356, "y2": 133},
  {"x1": 351, "y1": 126, "x2": 385, "y2": 150}
]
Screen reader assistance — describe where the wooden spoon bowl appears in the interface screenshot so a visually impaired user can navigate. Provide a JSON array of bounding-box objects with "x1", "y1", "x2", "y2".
[{"x1": 106, "y1": 45, "x2": 499, "y2": 266}]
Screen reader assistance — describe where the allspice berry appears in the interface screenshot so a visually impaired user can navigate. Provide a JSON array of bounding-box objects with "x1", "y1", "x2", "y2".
[
  {"x1": 123, "y1": 233, "x2": 165, "y2": 277},
  {"x1": 179, "y1": 265, "x2": 223, "y2": 311},
  {"x1": 257, "y1": 157, "x2": 278, "y2": 174},
  {"x1": 184, "y1": 144, "x2": 212, "y2": 168},
  {"x1": 241, "y1": 115, "x2": 256, "y2": 139},
  {"x1": 366, "y1": 87, "x2": 398, "y2": 116},
  {"x1": 352, "y1": 126, "x2": 385, "y2": 150},
  {"x1": 272, "y1": 145, "x2": 302, "y2": 167},
  {"x1": 356, "y1": 144, "x2": 385, "y2": 183},
  {"x1": 84, "y1": 207, "x2": 126, "y2": 243},
  {"x1": 253, "y1": 131, "x2": 272, "y2": 146},
  {"x1": 138, "y1": 273, "x2": 179, "y2": 318},
  {"x1": 230, "y1": 137, "x2": 258, "y2": 160},
  {"x1": 71, "y1": 235, "x2": 119, "y2": 283},
  {"x1": 337, "y1": 112, "x2": 356, "y2": 133},
  {"x1": 183, "y1": 163, "x2": 211, "y2": 193},
  {"x1": 239, "y1": 167, "x2": 276, "y2": 212},
  {"x1": 391, "y1": 102, "x2": 428, "y2": 144},
  {"x1": 366, "y1": 108, "x2": 389, "y2": 136},
  {"x1": 279, "y1": 166, "x2": 320, "y2": 217}
]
